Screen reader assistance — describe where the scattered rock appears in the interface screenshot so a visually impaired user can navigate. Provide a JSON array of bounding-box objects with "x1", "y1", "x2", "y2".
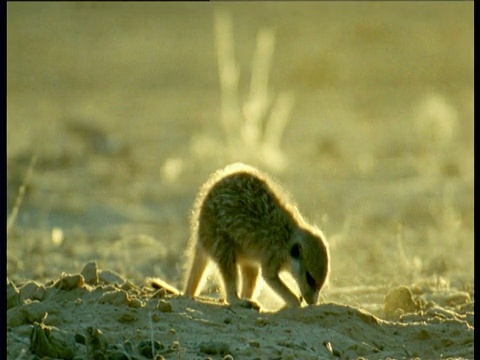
[
  {"x1": 30, "y1": 322, "x2": 76, "y2": 359},
  {"x1": 255, "y1": 317, "x2": 269, "y2": 326},
  {"x1": 74, "y1": 333, "x2": 86, "y2": 345},
  {"x1": 81, "y1": 261, "x2": 99, "y2": 286},
  {"x1": 156, "y1": 299, "x2": 172, "y2": 313},
  {"x1": 86, "y1": 327, "x2": 108, "y2": 358},
  {"x1": 151, "y1": 312, "x2": 162, "y2": 322},
  {"x1": 19, "y1": 281, "x2": 43, "y2": 302},
  {"x1": 44, "y1": 313, "x2": 62, "y2": 326},
  {"x1": 138, "y1": 339, "x2": 164, "y2": 358},
  {"x1": 120, "y1": 280, "x2": 138, "y2": 293},
  {"x1": 116, "y1": 311, "x2": 136, "y2": 323},
  {"x1": 249, "y1": 340, "x2": 260, "y2": 348},
  {"x1": 23, "y1": 301, "x2": 50, "y2": 324},
  {"x1": 7, "y1": 279, "x2": 20, "y2": 309},
  {"x1": 54, "y1": 273, "x2": 85, "y2": 291},
  {"x1": 199, "y1": 341, "x2": 231, "y2": 356},
  {"x1": 384, "y1": 286, "x2": 419, "y2": 318},
  {"x1": 151, "y1": 288, "x2": 167, "y2": 299},
  {"x1": 122, "y1": 340, "x2": 134, "y2": 356},
  {"x1": 99, "y1": 269, "x2": 127, "y2": 286},
  {"x1": 170, "y1": 340, "x2": 180, "y2": 351},
  {"x1": 7, "y1": 306, "x2": 27, "y2": 327},
  {"x1": 32, "y1": 285, "x2": 47, "y2": 301},
  {"x1": 129, "y1": 297, "x2": 144, "y2": 308},
  {"x1": 99, "y1": 290, "x2": 131, "y2": 306}
]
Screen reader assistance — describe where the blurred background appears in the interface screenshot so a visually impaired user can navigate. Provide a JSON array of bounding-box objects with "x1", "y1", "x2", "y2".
[{"x1": 7, "y1": 3, "x2": 473, "y2": 302}]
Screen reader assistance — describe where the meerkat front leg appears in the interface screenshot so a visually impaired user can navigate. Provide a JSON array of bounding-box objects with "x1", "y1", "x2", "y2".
[{"x1": 262, "y1": 271, "x2": 302, "y2": 307}]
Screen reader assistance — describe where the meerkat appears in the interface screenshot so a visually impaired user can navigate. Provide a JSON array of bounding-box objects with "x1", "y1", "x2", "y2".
[{"x1": 184, "y1": 163, "x2": 329, "y2": 309}]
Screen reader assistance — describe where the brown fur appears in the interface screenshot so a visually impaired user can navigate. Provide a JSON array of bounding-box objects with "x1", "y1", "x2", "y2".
[{"x1": 184, "y1": 163, "x2": 329, "y2": 308}]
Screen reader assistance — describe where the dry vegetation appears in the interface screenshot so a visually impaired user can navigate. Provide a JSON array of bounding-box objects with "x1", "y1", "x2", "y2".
[{"x1": 7, "y1": 3, "x2": 473, "y2": 359}]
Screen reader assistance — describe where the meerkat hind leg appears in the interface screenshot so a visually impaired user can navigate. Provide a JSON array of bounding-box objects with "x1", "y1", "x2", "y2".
[{"x1": 184, "y1": 245, "x2": 210, "y2": 298}]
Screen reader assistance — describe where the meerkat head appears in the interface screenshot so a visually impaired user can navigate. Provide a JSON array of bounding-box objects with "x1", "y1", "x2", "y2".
[{"x1": 288, "y1": 226, "x2": 329, "y2": 305}]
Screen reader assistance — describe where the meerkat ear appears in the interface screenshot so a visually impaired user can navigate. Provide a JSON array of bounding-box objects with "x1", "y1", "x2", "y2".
[{"x1": 290, "y1": 243, "x2": 301, "y2": 259}]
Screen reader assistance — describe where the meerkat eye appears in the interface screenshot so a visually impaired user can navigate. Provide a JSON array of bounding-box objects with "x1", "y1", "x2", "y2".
[
  {"x1": 306, "y1": 272, "x2": 316, "y2": 289},
  {"x1": 290, "y1": 243, "x2": 301, "y2": 259}
]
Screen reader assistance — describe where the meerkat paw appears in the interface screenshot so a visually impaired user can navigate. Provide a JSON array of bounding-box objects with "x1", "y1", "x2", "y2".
[
  {"x1": 227, "y1": 298, "x2": 261, "y2": 311},
  {"x1": 239, "y1": 299, "x2": 261, "y2": 310}
]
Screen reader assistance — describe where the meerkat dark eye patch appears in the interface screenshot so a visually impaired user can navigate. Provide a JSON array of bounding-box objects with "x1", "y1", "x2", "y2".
[
  {"x1": 290, "y1": 243, "x2": 301, "y2": 259},
  {"x1": 306, "y1": 272, "x2": 316, "y2": 289}
]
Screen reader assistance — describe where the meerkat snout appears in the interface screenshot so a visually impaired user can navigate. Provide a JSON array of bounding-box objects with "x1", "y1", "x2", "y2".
[
  {"x1": 183, "y1": 162, "x2": 330, "y2": 309},
  {"x1": 288, "y1": 228, "x2": 329, "y2": 305}
]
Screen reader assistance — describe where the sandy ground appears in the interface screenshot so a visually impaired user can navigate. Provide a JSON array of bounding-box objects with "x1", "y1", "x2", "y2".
[
  {"x1": 6, "y1": 261, "x2": 474, "y2": 359},
  {"x1": 7, "y1": 3, "x2": 474, "y2": 359}
]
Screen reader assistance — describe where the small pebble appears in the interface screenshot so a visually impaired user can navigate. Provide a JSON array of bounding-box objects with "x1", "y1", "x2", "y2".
[
  {"x1": 75, "y1": 333, "x2": 86, "y2": 345},
  {"x1": 117, "y1": 312, "x2": 136, "y2": 323},
  {"x1": 170, "y1": 340, "x2": 180, "y2": 350},
  {"x1": 54, "y1": 273, "x2": 85, "y2": 290},
  {"x1": 30, "y1": 322, "x2": 76, "y2": 359},
  {"x1": 81, "y1": 261, "x2": 99, "y2": 286},
  {"x1": 23, "y1": 301, "x2": 58, "y2": 324},
  {"x1": 86, "y1": 327, "x2": 108, "y2": 355},
  {"x1": 152, "y1": 288, "x2": 167, "y2": 299},
  {"x1": 7, "y1": 279, "x2": 20, "y2": 309},
  {"x1": 19, "y1": 281, "x2": 42, "y2": 302},
  {"x1": 43, "y1": 313, "x2": 61, "y2": 326},
  {"x1": 120, "y1": 280, "x2": 137, "y2": 292},
  {"x1": 99, "y1": 290, "x2": 131, "y2": 306},
  {"x1": 199, "y1": 341, "x2": 230, "y2": 355},
  {"x1": 151, "y1": 312, "x2": 162, "y2": 322},
  {"x1": 32, "y1": 286, "x2": 46, "y2": 301},
  {"x1": 123, "y1": 340, "x2": 134, "y2": 354},
  {"x1": 129, "y1": 297, "x2": 144, "y2": 308},
  {"x1": 255, "y1": 317, "x2": 269, "y2": 326},
  {"x1": 98, "y1": 269, "x2": 126, "y2": 286},
  {"x1": 384, "y1": 286, "x2": 418, "y2": 318},
  {"x1": 156, "y1": 299, "x2": 172, "y2": 313},
  {"x1": 249, "y1": 340, "x2": 260, "y2": 348},
  {"x1": 138, "y1": 339, "x2": 164, "y2": 358},
  {"x1": 7, "y1": 306, "x2": 27, "y2": 327},
  {"x1": 107, "y1": 350, "x2": 130, "y2": 360}
]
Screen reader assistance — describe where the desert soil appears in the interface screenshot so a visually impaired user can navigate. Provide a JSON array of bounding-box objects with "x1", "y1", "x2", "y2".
[{"x1": 7, "y1": 3, "x2": 473, "y2": 360}]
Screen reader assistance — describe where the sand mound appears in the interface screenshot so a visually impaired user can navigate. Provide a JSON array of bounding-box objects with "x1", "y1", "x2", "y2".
[{"x1": 7, "y1": 262, "x2": 473, "y2": 359}]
